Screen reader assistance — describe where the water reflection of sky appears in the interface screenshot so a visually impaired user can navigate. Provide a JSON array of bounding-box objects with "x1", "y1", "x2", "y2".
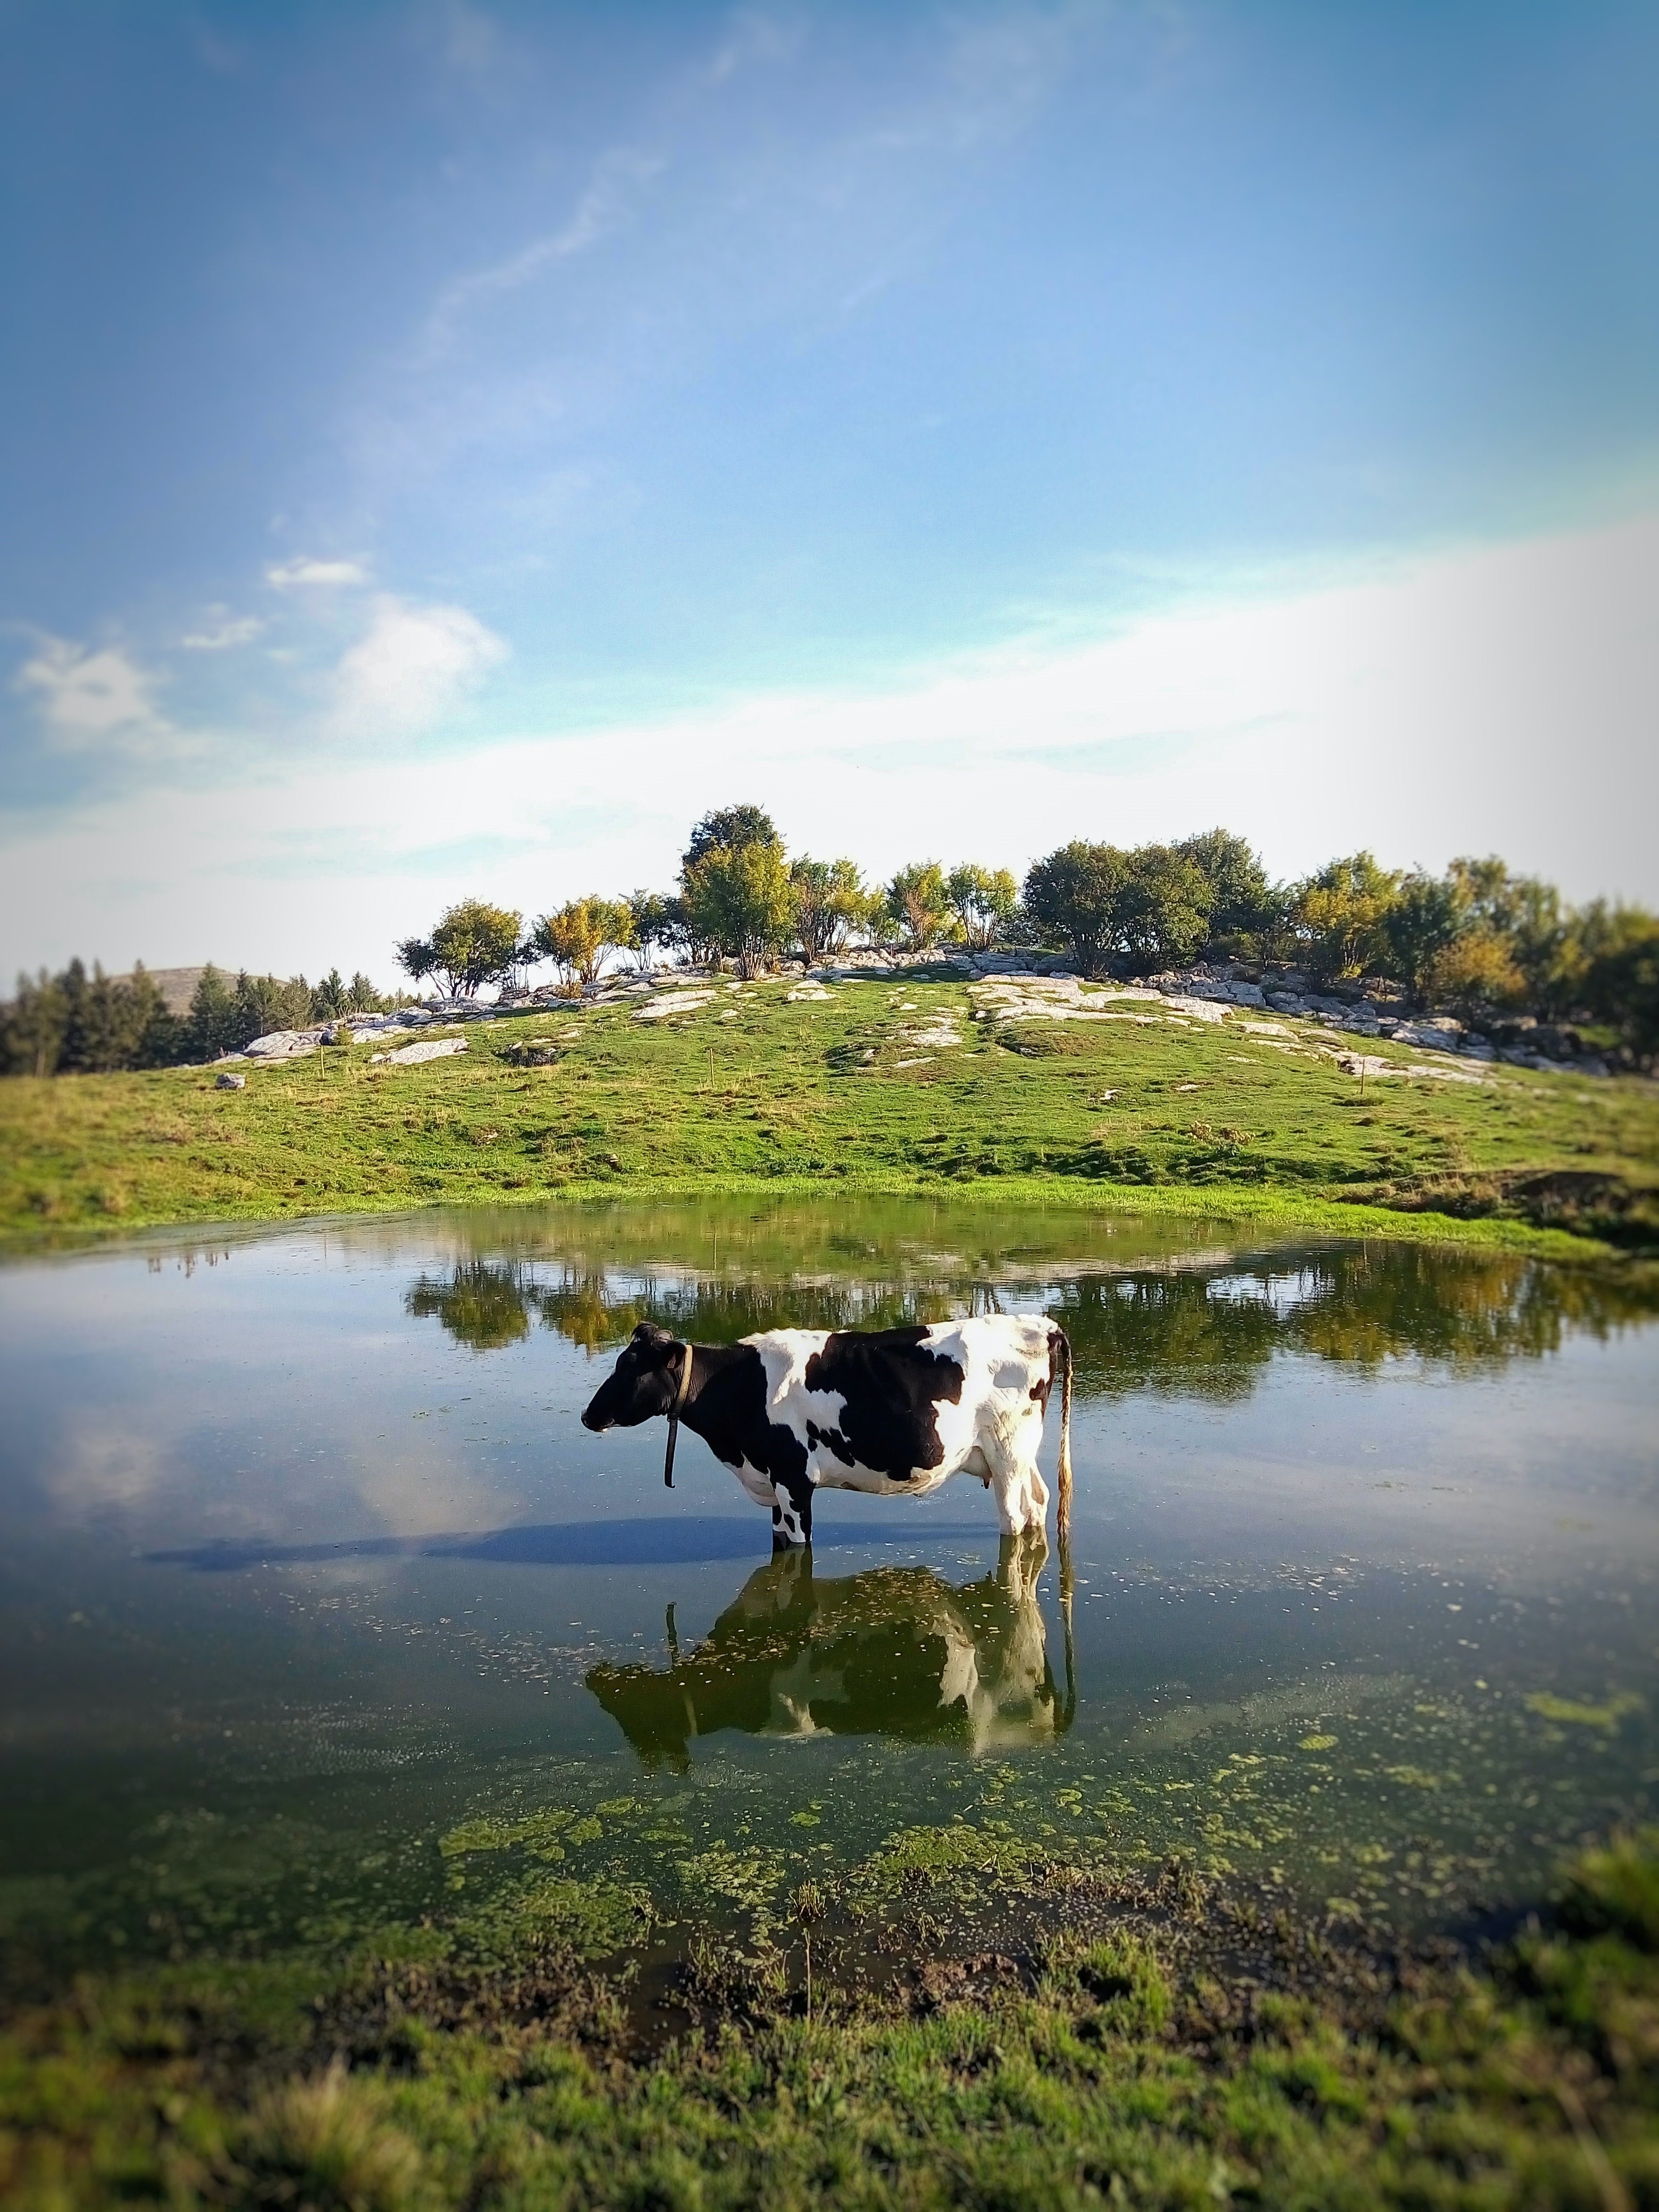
[
  {"x1": 4, "y1": 1210, "x2": 1654, "y2": 1582},
  {"x1": 2, "y1": 1201, "x2": 1655, "y2": 1951}
]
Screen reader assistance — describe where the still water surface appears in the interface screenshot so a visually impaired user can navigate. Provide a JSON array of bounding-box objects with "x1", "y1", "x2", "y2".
[{"x1": 2, "y1": 1198, "x2": 1655, "y2": 1975}]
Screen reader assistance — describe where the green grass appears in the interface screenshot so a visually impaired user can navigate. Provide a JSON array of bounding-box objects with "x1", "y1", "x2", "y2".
[
  {"x1": 3, "y1": 1826, "x2": 1657, "y2": 2210},
  {"x1": 2, "y1": 974, "x2": 1656, "y2": 1254}
]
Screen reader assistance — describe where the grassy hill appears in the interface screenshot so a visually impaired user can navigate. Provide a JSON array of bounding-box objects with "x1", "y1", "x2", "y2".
[{"x1": 1, "y1": 970, "x2": 1655, "y2": 1253}]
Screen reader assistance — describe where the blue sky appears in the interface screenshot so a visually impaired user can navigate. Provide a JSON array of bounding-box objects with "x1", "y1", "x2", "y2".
[{"x1": 3, "y1": 1, "x2": 1656, "y2": 978}]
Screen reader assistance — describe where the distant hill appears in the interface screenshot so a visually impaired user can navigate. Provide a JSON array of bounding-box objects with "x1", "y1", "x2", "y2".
[{"x1": 112, "y1": 967, "x2": 224, "y2": 1016}]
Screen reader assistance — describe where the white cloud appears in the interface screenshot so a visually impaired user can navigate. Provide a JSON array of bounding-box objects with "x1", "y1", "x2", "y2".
[
  {"x1": 331, "y1": 594, "x2": 509, "y2": 738},
  {"x1": 265, "y1": 557, "x2": 370, "y2": 590},
  {"x1": 3, "y1": 516, "x2": 1654, "y2": 977},
  {"x1": 181, "y1": 610, "x2": 264, "y2": 651},
  {"x1": 12, "y1": 634, "x2": 181, "y2": 756}
]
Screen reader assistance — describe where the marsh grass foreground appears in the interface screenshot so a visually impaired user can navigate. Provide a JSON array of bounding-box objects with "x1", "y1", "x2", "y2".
[
  {"x1": 2, "y1": 974, "x2": 1656, "y2": 1254},
  {"x1": 3, "y1": 1816, "x2": 1656, "y2": 2211}
]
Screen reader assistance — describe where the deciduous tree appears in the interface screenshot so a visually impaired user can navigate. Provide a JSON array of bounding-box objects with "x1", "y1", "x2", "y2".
[
  {"x1": 398, "y1": 900, "x2": 522, "y2": 998},
  {"x1": 532, "y1": 898, "x2": 633, "y2": 990},
  {"x1": 682, "y1": 805, "x2": 779, "y2": 874},
  {"x1": 946, "y1": 864, "x2": 1018, "y2": 951},
  {"x1": 683, "y1": 840, "x2": 794, "y2": 977},
  {"x1": 1292, "y1": 853, "x2": 1400, "y2": 982},
  {"x1": 1023, "y1": 843, "x2": 1128, "y2": 974},
  {"x1": 886, "y1": 862, "x2": 958, "y2": 951}
]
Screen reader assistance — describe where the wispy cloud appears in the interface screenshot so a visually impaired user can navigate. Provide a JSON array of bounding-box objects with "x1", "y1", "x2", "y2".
[
  {"x1": 423, "y1": 146, "x2": 665, "y2": 350},
  {"x1": 331, "y1": 595, "x2": 508, "y2": 738},
  {"x1": 12, "y1": 634, "x2": 186, "y2": 758},
  {"x1": 265, "y1": 557, "x2": 370, "y2": 590},
  {"x1": 180, "y1": 610, "x2": 264, "y2": 651},
  {"x1": 703, "y1": 9, "x2": 807, "y2": 88}
]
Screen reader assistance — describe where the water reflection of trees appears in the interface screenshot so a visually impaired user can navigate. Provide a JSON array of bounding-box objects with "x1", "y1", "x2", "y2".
[
  {"x1": 588, "y1": 1540, "x2": 1069, "y2": 1768},
  {"x1": 404, "y1": 1244, "x2": 1659, "y2": 1389},
  {"x1": 404, "y1": 1261, "x2": 532, "y2": 1350}
]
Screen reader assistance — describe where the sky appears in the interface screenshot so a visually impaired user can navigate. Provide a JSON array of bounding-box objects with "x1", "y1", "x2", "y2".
[{"x1": 2, "y1": 0, "x2": 1656, "y2": 984}]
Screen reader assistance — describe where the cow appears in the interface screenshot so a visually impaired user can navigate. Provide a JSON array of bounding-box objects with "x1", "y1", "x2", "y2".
[{"x1": 580, "y1": 1314, "x2": 1073, "y2": 1547}]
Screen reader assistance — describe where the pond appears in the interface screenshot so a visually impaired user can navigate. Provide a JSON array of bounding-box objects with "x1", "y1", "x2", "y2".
[{"x1": 2, "y1": 1196, "x2": 1655, "y2": 1992}]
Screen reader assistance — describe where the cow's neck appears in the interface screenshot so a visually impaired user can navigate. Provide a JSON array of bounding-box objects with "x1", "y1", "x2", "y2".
[{"x1": 676, "y1": 1342, "x2": 748, "y2": 1438}]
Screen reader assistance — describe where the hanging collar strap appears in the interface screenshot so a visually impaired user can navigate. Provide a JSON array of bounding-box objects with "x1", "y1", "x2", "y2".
[{"x1": 663, "y1": 1341, "x2": 696, "y2": 1487}]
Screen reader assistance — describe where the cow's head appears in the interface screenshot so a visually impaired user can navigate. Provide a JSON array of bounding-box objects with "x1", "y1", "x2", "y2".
[{"x1": 581, "y1": 1322, "x2": 686, "y2": 1432}]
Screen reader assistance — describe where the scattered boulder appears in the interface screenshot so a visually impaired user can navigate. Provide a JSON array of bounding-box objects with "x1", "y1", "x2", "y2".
[
  {"x1": 370, "y1": 1036, "x2": 468, "y2": 1067},
  {"x1": 635, "y1": 990, "x2": 715, "y2": 1022},
  {"x1": 244, "y1": 1028, "x2": 323, "y2": 1060},
  {"x1": 215, "y1": 1070, "x2": 246, "y2": 1090}
]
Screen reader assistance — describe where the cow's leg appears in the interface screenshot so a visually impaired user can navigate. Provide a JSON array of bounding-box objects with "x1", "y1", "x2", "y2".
[
  {"x1": 995, "y1": 1457, "x2": 1048, "y2": 1537},
  {"x1": 987, "y1": 1456, "x2": 1027, "y2": 1539},
  {"x1": 771, "y1": 1471, "x2": 814, "y2": 1549}
]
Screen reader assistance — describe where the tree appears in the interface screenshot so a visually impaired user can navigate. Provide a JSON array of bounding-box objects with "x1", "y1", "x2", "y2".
[
  {"x1": 682, "y1": 805, "x2": 780, "y2": 874},
  {"x1": 1385, "y1": 873, "x2": 1465, "y2": 998},
  {"x1": 1172, "y1": 830, "x2": 1272, "y2": 953},
  {"x1": 1113, "y1": 846, "x2": 1211, "y2": 971},
  {"x1": 1, "y1": 960, "x2": 179, "y2": 1075},
  {"x1": 1582, "y1": 908, "x2": 1659, "y2": 1068},
  {"x1": 1, "y1": 970, "x2": 69, "y2": 1077},
  {"x1": 186, "y1": 965, "x2": 242, "y2": 1059},
  {"x1": 1421, "y1": 929, "x2": 1524, "y2": 1018},
  {"x1": 1504, "y1": 876, "x2": 1580, "y2": 1019},
  {"x1": 1292, "y1": 852, "x2": 1401, "y2": 982},
  {"x1": 790, "y1": 857, "x2": 868, "y2": 963},
  {"x1": 397, "y1": 899, "x2": 522, "y2": 998},
  {"x1": 946, "y1": 864, "x2": 1018, "y2": 952},
  {"x1": 231, "y1": 971, "x2": 315, "y2": 1042},
  {"x1": 1446, "y1": 854, "x2": 1519, "y2": 934},
  {"x1": 627, "y1": 891, "x2": 674, "y2": 971},
  {"x1": 532, "y1": 899, "x2": 611, "y2": 990},
  {"x1": 886, "y1": 862, "x2": 958, "y2": 952},
  {"x1": 51, "y1": 959, "x2": 177, "y2": 1072},
  {"x1": 1023, "y1": 843, "x2": 1128, "y2": 974},
  {"x1": 394, "y1": 937, "x2": 437, "y2": 991},
  {"x1": 682, "y1": 840, "x2": 794, "y2": 977}
]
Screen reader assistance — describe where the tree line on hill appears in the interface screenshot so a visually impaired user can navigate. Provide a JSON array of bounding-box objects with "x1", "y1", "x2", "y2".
[
  {"x1": 4, "y1": 806, "x2": 1656, "y2": 1073},
  {"x1": 0, "y1": 961, "x2": 399, "y2": 1079}
]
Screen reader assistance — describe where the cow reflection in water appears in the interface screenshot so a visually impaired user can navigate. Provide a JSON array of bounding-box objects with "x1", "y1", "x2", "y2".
[{"x1": 586, "y1": 1534, "x2": 1073, "y2": 1767}]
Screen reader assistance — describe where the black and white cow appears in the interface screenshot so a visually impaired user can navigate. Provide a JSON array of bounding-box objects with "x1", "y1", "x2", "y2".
[{"x1": 580, "y1": 1316, "x2": 1073, "y2": 1546}]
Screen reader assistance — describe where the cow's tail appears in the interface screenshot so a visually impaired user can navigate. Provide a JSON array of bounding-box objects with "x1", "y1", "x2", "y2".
[{"x1": 1052, "y1": 1323, "x2": 1074, "y2": 1538}]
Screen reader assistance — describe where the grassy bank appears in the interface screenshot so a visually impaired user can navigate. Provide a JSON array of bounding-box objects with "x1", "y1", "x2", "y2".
[
  {"x1": 4, "y1": 1817, "x2": 1656, "y2": 2211},
  {"x1": 2, "y1": 973, "x2": 1655, "y2": 1255}
]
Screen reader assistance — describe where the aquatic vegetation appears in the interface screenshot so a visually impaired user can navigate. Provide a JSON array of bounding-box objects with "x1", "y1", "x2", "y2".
[
  {"x1": 439, "y1": 1807, "x2": 574, "y2": 1862},
  {"x1": 1526, "y1": 1689, "x2": 1644, "y2": 1731}
]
